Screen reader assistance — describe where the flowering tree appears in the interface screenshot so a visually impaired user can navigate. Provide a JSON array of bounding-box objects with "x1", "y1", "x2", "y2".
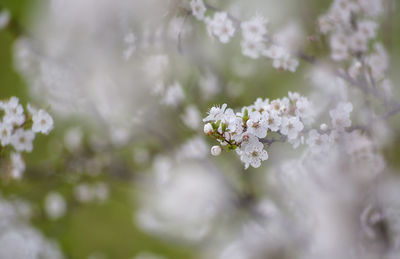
[{"x1": 0, "y1": 0, "x2": 400, "y2": 258}]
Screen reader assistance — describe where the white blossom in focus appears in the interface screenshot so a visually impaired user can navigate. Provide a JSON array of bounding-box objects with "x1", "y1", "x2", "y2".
[
  {"x1": 237, "y1": 135, "x2": 268, "y2": 169},
  {"x1": 246, "y1": 111, "x2": 268, "y2": 138}
]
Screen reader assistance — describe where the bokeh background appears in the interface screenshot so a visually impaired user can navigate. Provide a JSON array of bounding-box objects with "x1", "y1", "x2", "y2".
[{"x1": 1, "y1": 0, "x2": 400, "y2": 258}]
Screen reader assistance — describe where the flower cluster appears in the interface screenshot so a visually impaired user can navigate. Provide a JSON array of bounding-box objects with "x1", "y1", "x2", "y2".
[
  {"x1": 305, "y1": 102, "x2": 353, "y2": 153},
  {"x1": 205, "y1": 12, "x2": 236, "y2": 43},
  {"x1": 203, "y1": 92, "x2": 314, "y2": 169},
  {"x1": 319, "y1": 0, "x2": 382, "y2": 61},
  {"x1": 0, "y1": 97, "x2": 54, "y2": 179},
  {"x1": 190, "y1": 0, "x2": 299, "y2": 72}
]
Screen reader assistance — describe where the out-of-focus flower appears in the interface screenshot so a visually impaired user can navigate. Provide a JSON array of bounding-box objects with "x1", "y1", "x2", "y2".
[{"x1": 44, "y1": 192, "x2": 66, "y2": 220}]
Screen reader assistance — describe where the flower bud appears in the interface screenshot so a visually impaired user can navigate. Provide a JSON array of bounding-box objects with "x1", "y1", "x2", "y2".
[
  {"x1": 320, "y1": 123, "x2": 328, "y2": 131},
  {"x1": 210, "y1": 145, "x2": 222, "y2": 156},
  {"x1": 204, "y1": 123, "x2": 213, "y2": 135}
]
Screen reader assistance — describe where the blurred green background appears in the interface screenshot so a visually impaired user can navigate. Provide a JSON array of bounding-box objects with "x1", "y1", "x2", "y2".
[{"x1": 1, "y1": 0, "x2": 400, "y2": 258}]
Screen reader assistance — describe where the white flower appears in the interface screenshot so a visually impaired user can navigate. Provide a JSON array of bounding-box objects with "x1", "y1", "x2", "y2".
[
  {"x1": 272, "y1": 53, "x2": 298, "y2": 72},
  {"x1": 330, "y1": 102, "x2": 353, "y2": 129},
  {"x1": 265, "y1": 111, "x2": 281, "y2": 132},
  {"x1": 367, "y1": 43, "x2": 388, "y2": 80},
  {"x1": 203, "y1": 104, "x2": 227, "y2": 122},
  {"x1": 44, "y1": 192, "x2": 66, "y2": 220},
  {"x1": 288, "y1": 92, "x2": 301, "y2": 103},
  {"x1": 306, "y1": 129, "x2": 330, "y2": 153},
  {"x1": 211, "y1": 145, "x2": 222, "y2": 156},
  {"x1": 253, "y1": 98, "x2": 269, "y2": 112},
  {"x1": 207, "y1": 12, "x2": 235, "y2": 43},
  {"x1": 0, "y1": 122, "x2": 13, "y2": 146},
  {"x1": 269, "y1": 99, "x2": 287, "y2": 115},
  {"x1": 280, "y1": 116, "x2": 304, "y2": 140},
  {"x1": 227, "y1": 116, "x2": 244, "y2": 141},
  {"x1": 329, "y1": 129, "x2": 340, "y2": 144},
  {"x1": 358, "y1": 0, "x2": 383, "y2": 17},
  {"x1": 357, "y1": 20, "x2": 377, "y2": 39},
  {"x1": 349, "y1": 32, "x2": 368, "y2": 52},
  {"x1": 3, "y1": 97, "x2": 25, "y2": 126},
  {"x1": 263, "y1": 45, "x2": 298, "y2": 72},
  {"x1": 204, "y1": 17, "x2": 215, "y2": 39},
  {"x1": 288, "y1": 132, "x2": 304, "y2": 149},
  {"x1": 32, "y1": 109, "x2": 54, "y2": 135},
  {"x1": 331, "y1": 0, "x2": 359, "y2": 23},
  {"x1": 237, "y1": 136, "x2": 268, "y2": 169},
  {"x1": 241, "y1": 38, "x2": 266, "y2": 59},
  {"x1": 246, "y1": 111, "x2": 268, "y2": 138},
  {"x1": 282, "y1": 57, "x2": 299, "y2": 72},
  {"x1": 10, "y1": 129, "x2": 35, "y2": 152},
  {"x1": 190, "y1": 0, "x2": 206, "y2": 21},
  {"x1": 241, "y1": 14, "x2": 268, "y2": 41},
  {"x1": 318, "y1": 15, "x2": 334, "y2": 34},
  {"x1": 204, "y1": 123, "x2": 213, "y2": 134},
  {"x1": 295, "y1": 96, "x2": 314, "y2": 125},
  {"x1": 10, "y1": 152, "x2": 25, "y2": 179},
  {"x1": 330, "y1": 33, "x2": 349, "y2": 61},
  {"x1": 263, "y1": 45, "x2": 286, "y2": 60}
]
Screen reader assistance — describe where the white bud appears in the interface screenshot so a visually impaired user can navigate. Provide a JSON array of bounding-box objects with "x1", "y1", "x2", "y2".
[
  {"x1": 320, "y1": 123, "x2": 328, "y2": 131},
  {"x1": 204, "y1": 123, "x2": 213, "y2": 134},
  {"x1": 211, "y1": 145, "x2": 222, "y2": 156}
]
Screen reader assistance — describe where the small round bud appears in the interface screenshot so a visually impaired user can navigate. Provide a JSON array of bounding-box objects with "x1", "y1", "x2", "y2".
[
  {"x1": 210, "y1": 145, "x2": 222, "y2": 156},
  {"x1": 204, "y1": 123, "x2": 213, "y2": 134},
  {"x1": 320, "y1": 123, "x2": 328, "y2": 131},
  {"x1": 354, "y1": 61, "x2": 362, "y2": 69}
]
